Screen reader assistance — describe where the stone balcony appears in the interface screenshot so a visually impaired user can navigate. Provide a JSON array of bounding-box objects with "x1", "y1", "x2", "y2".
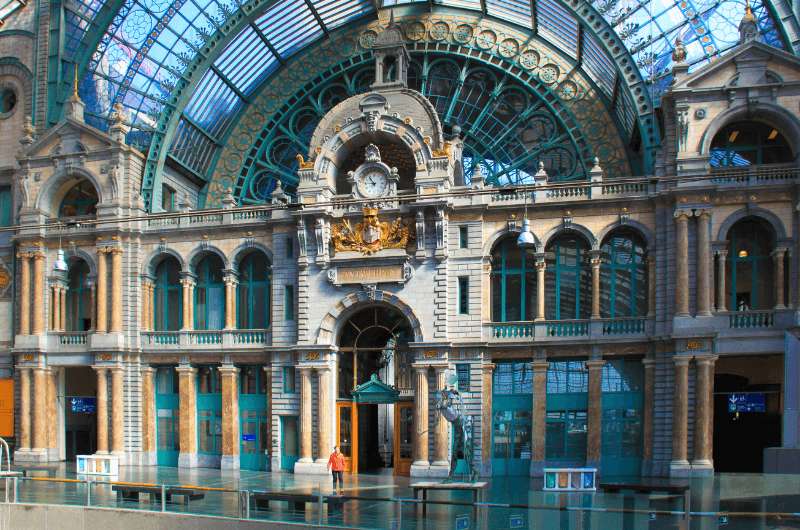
[
  {"x1": 485, "y1": 317, "x2": 653, "y2": 343},
  {"x1": 140, "y1": 329, "x2": 270, "y2": 352}
]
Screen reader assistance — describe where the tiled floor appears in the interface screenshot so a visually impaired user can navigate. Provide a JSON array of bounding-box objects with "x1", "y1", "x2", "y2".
[{"x1": 7, "y1": 464, "x2": 800, "y2": 529}]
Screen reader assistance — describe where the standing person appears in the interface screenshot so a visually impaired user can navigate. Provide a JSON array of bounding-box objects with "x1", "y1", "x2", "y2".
[{"x1": 327, "y1": 445, "x2": 345, "y2": 492}]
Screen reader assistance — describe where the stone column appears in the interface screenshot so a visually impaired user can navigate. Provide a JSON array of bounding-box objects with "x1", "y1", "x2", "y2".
[
  {"x1": 716, "y1": 250, "x2": 727, "y2": 312},
  {"x1": 671, "y1": 356, "x2": 691, "y2": 475},
  {"x1": 432, "y1": 367, "x2": 449, "y2": 468},
  {"x1": 647, "y1": 255, "x2": 656, "y2": 317},
  {"x1": 696, "y1": 210, "x2": 712, "y2": 316},
  {"x1": 535, "y1": 257, "x2": 546, "y2": 320},
  {"x1": 31, "y1": 252, "x2": 45, "y2": 335},
  {"x1": 591, "y1": 252, "x2": 601, "y2": 319},
  {"x1": 773, "y1": 247, "x2": 787, "y2": 309},
  {"x1": 316, "y1": 367, "x2": 332, "y2": 463},
  {"x1": 263, "y1": 365, "x2": 272, "y2": 463},
  {"x1": 586, "y1": 359, "x2": 605, "y2": 468},
  {"x1": 481, "y1": 363, "x2": 494, "y2": 475},
  {"x1": 95, "y1": 367, "x2": 108, "y2": 454},
  {"x1": 219, "y1": 365, "x2": 240, "y2": 470},
  {"x1": 224, "y1": 272, "x2": 237, "y2": 330},
  {"x1": 141, "y1": 278, "x2": 152, "y2": 331},
  {"x1": 530, "y1": 360, "x2": 548, "y2": 477},
  {"x1": 298, "y1": 367, "x2": 313, "y2": 463},
  {"x1": 59, "y1": 286, "x2": 66, "y2": 331},
  {"x1": 17, "y1": 367, "x2": 31, "y2": 451},
  {"x1": 180, "y1": 276, "x2": 194, "y2": 331},
  {"x1": 110, "y1": 248, "x2": 123, "y2": 333},
  {"x1": 32, "y1": 367, "x2": 47, "y2": 453},
  {"x1": 89, "y1": 279, "x2": 97, "y2": 331},
  {"x1": 674, "y1": 211, "x2": 691, "y2": 317},
  {"x1": 693, "y1": 355, "x2": 717, "y2": 473},
  {"x1": 140, "y1": 367, "x2": 156, "y2": 463},
  {"x1": 47, "y1": 368, "x2": 58, "y2": 459},
  {"x1": 96, "y1": 249, "x2": 108, "y2": 333},
  {"x1": 19, "y1": 253, "x2": 30, "y2": 335},
  {"x1": 50, "y1": 285, "x2": 58, "y2": 331},
  {"x1": 177, "y1": 365, "x2": 198, "y2": 467},
  {"x1": 111, "y1": 367, "x2": 124, "y2": 455},
  {"x1": 412, "y1": 366, "x2": 429, "y2": 467},
  {"x1": 641, "y1": 358, "x2": 655, "y2": 473}
]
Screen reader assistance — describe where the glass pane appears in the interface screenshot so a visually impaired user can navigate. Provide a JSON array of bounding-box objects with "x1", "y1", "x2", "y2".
[
  {"x1": 493, "y1": 410, "x2": 513, "y2": 458},
  {"x1": 505, "y1": 274, "x2": 522, "y2": 321},
  {"x1": 338, "y1": 406, "x2": 352, "y2": 458},
  {"x1": 513, "y1": 411, "x2": 532, "y2": 459},
  {"x1": 283, "y1": 417, "x2": 298, "y2": 457},
  {"x1": 399, "y1": 406, "x2": 413, "y2": 458},
  {"x1": 242, "y1": 420, "x2": 257, "y2": 454}
]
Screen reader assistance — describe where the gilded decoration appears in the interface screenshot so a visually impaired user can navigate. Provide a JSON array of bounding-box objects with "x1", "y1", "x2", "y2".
[
  {"x1": 331, "y1": 208, "x2": 413, "y2": 255},
  {"x1": 0, "y1": 266, "x2": 9, "y2": 290}
]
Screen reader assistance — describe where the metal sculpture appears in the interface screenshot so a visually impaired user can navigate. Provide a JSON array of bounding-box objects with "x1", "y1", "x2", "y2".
[{"x1": 435, "y1": 374, "x2": 477, "y2": 482}]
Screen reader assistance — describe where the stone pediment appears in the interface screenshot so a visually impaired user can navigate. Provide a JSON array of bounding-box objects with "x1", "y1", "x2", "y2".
[
  {"x1": 351, "y1": 373, "x2": 400, "y2": 404},
  {"x1": 20, "y1": 117, "x2": 125, "y2": 161},
  {"x1": 673, "y1": 41, "x2": 800, "y2": 91}
]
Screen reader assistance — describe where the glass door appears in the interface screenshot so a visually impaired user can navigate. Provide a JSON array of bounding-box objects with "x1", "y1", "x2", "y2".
[
  {"x1": 240, "y1": 366, "x2": 268, "y2": 470},
  {"x1": 492, "y1": 407, "x2": 532, "y2": 475},
  {"x1": 393, "y1": 401, "x2": 413, "y2": 476},
  {"x1": 280, "y1": 416, "x2": 299, "y2": 471},
  {"x1": 337, "y1": 402, "x2": 357, "y2": 472},
  {"x1": 155, "y1": 367, "x2": 179, "y2": 467}
]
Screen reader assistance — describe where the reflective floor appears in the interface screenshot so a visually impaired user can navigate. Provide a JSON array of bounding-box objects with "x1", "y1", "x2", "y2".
[{"x1": 6, "y1": 464, "x2": 800, "y2": 529}]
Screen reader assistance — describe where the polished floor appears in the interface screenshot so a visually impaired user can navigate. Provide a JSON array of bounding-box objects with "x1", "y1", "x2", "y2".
[{"x1": 5, "y1": 463, "x2": 800, "y2": 529}]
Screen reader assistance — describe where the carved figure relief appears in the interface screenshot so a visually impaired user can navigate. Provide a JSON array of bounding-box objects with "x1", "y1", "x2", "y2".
[{"x1": 331, "y1": 207, "x2": 413, "y2": 255}]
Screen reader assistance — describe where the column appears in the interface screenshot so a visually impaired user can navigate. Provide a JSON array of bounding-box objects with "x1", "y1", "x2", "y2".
[
  {"x1": 298, "y1": 367, "x2": 313, "y2": 462},
  {"x1": 96, "y1": 249, "x2": 108, "y2": 333},
  {"x1": 641, "y1": 358, "x2": 655, "y2": 473},
  {"x1": 671, "y1": 356, "x2": 691, "y2": 473},
  {"x1": 224, "y1": 272, "x2": 237, "y2": 330},
  {"x1": 180, "y1": 276, "x2": 194, "y2": 331},
  {"x1": 773, "y1": 247, "x2": 787, "y2": 309},
  {"x1": 480, "y1": 363, "x2": 494, "y2": 474},
  {"x1": 19, "y1": 253, "x2": 30, "y2": 335},
  {"x1": 316, "y1": 367, "x2": 331, "y2": 463},
  {"x1": 31, "y1": 252, "x2": 45, "y2": 335},
  {"x1": 141, "y1": 278, "x2": 152, "y2": 331},
  {"x1": 89, "y1": 279, "x2": 97, "y2": 331},
  {"x1": 17, "y1": 367, "x2": 31, "y2": 451},
  {"x1": 586, "y1": 359, "x2": 605, "y2": 468},
  {"x1": 110, "y1": 248, "x2": 123, "y2": 333},
  {"x1": 647, "y1": 255, "x2": 656, "y2": 317},
  {"x1": 696, "y1": 210, "x2": 712, "y2": 316},
  {"x1": 95, "y1": 367, "x2": 108, "y2": 454},
  {"x1": 140, "y1": 367, "x2": 156, "y2": 463},
  {"x1": 219, "y1": 365, "x2": 240, "y2": 469},
  {"x1": 674, "y1": 211, "x2": 690, "y2": 317},
  {"x1": 47, "y1": 368, "x2": 58, "y2": 458},
  {"x1": 59, "y1": 286, "x2": 66, "y2": 332},
  {"x1": 111, "y1": 367, "x2": 124, "y2": 455},
  {"x1": 530, "y1": 360, "x2": 548, "y2": 477},
  {"x1": 535, "y1": 257, "x2": 546, "y2": 320},
  {"x1": 177, "y1": 365, "x2": 197, "y2": 467},
  {"x1": 50, "y1": 285, "x2": 59, "y2": 331},
  {"x1": 412, "y1": 366, "x2": 429, "y2": 467},
  {"x1": 32, "y1": 367, "x2": 47, "y2": 452},
  {"x1": 716, "y1": 250, "x2": 727, "y2": 312},
  {"x1": 693, "y1": 355, "x2": 717, "y2": 471},
  {"x1": 591, "y1": 253, "x2": 601, "y2": 319},
  {"x1": 432, "y1": 367, "x2": 449, "y2": 467},
  {"x1": 263, "y1": 365, "x2": 272, "y2": 464}
]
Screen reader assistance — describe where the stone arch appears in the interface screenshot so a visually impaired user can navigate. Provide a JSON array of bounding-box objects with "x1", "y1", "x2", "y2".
[
  {"x1": 483, "y1": 225, "x2": 543, "y2": 256},
  {"x1": 316, "y1": 290, "x2": 424, "y2": 346},
  {"x1": 596, "y1": 219, "x2": 654, "y2": 250},
  {"x1": 34, "y1": 166, "x2": 105, "y2": 217},
  {"x1": 0, "y1": 57, "x2": 33, "y2": 118},
  {"x1": 186, "y1": 245, "x2": 230, "y2": 272},
  {"x1": 542, "y1": 223, "x2": 597, "y2": 250},
  {"x1": 65, "y1": 248, "x2": 97, "y2": 277},
  {"x1": 699, "y1": 102, "x2": 800, "y2": 160},
  {"x1": 142, "y1": 248, "x2": 187, "y2": 276},
  {"x1": 230, "y1": 241, "x2": 273, "y2": 271},
  {"x1": 716, "y1": 207, "x2": 788, "y2": 242}
]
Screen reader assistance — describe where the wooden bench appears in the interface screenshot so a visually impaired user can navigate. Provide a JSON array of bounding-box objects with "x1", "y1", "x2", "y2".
[
  {"x1": 111, "y1": 484, "x2": 205, "y2": 506},
  {"x1": 600, "y1": 482, "x2": 689, "y2": 495},
  {"x1": 410, "y1": 481, "x2": 488, "y2": 518},
  {"x1": 250, "y1": 491, "x2": 349, "y2": 514}
]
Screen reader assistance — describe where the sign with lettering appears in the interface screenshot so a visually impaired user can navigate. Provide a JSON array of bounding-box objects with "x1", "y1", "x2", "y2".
[{"x1": 337, "y1": 265, "x2": 403, "y2": 284}]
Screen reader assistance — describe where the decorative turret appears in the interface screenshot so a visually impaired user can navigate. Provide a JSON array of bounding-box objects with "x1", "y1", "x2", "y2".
[
  {"x1": 671, "y1": 37, "x2": 689, "y2": 83},
  {"x1": 64, "y1": 64, "x2": 85, "y2": 121},
  {"x1": 371, "y1": 10, "x2": 410, "y2": 89},
  {"x1": 739, "y1": 0, "x2": 759, "y2": 44}
]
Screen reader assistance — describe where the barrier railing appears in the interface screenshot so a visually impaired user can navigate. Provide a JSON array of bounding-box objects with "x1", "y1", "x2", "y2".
[{"x1": 727, "y1": 310, "x2": 774, "y2": 329}]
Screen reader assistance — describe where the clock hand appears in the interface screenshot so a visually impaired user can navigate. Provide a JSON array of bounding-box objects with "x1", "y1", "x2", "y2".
[{"x1": 368, "y1": 176, "x2": 376, "y2": 185}]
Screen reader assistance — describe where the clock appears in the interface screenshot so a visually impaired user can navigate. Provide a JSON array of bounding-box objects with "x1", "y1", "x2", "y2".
[
  {"x1": 359, "y1": 170, "x2": 389, "y2": 198},
  {"x1": 346, "y1": 143, "x2": 399, "y2": 200}
]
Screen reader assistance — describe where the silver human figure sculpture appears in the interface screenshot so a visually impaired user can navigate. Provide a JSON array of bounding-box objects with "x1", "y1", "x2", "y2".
[{"x1": 435, "y1": 382, "x2": 477, "y2": 482}]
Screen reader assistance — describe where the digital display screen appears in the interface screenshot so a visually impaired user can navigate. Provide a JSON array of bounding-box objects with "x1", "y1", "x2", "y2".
[
  {"x1": 727, "y1": 393, "x2": 766, "y2": 413},
  {"x1": 69, "y1": 396, "x2": 97, "y2": 414}
]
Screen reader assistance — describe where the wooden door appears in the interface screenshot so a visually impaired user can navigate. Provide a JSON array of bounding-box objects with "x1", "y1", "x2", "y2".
[
  {"x1": 336, "y1": 402, "x2": 357, "y2": 473},
  {"x1": 393, "y1": 401, "x2": 413, "y2": 476}
]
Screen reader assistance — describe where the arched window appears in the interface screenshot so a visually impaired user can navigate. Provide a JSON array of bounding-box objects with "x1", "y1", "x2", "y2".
[
  {"x1": 66, "y1": 260, "x2": 91, "y2": 331},
  {"x1": 490, "y1": 238, "x2": 537, "y2": 322},
  {"x1": 600, "y1": 231, "x2": 647, "y2": 318},
  {"x1": 237, "y1": 252, "x2": 271, "y2": 329},
  {"x1": 710, "y1": 121, "x2": 793, "y2": 167},
  {"x1": 153, "y1": 257, "x2": 182, "y2": 331},
  {"x1": 194, "y1": 254, "x2": 225, "y2": 330},
  {"x1": 726, "y1": 218, "x2": 775, "y2": 310},
  {"x1": 59, "y1": 179, "x2": 98, "y2": 218},
  {"x1": 545, "y1": 233, "x2": 591, "y2": 320}
]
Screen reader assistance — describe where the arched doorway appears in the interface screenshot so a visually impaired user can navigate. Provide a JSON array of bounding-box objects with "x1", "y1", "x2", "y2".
[{"x1": 336, "y1": 305, "x2": 414, "y2": 475}]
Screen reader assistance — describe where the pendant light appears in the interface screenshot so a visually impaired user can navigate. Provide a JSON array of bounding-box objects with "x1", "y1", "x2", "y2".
[
  {"x1": 517, "y1": 181, "x2": 536, "y2": 249},
  {"x1": 53, "y1": 225, "x2": 68, "y2": 272}
]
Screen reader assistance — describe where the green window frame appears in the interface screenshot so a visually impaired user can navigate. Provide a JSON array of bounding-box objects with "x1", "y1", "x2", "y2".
[
  {"x1": 0, "y1": 186, "x2": 10, "y2": 226},
  {"x1": 728, "y1": 219, "x2": 774, "y2": 310},
  {"x1": 284, "y1": 285, "x2": 295, "y2": 321},
  {"x1": 237, "y1": 253, "x2": 271, "y2": 329},
  {"x1": 58, "y1": 180, "x2": 98, "y2": 218},
  {"x1": 161, "y1": 184, "x2": 176, "y2": 212},
  {"x1": 600, "y1": 232, "x2": 647, "y2": 318},
  {"x1": 194, "y1": 255, "x2": 225, "y2": 330},
  {"x1": 710, "y1": 121, "x2": 792, "y2": 167},
  {"x1": 197, "y1": 366, "x2": 222, "y2": 456},
  {"x1": 601, "y1": 359, "x2": 643, "y2": 476},
  {"x1": 545, "y1": 361, "x2": 588, "y2": 465},
  {"x1": 491, "y1": 238, "x2": 537, "y2": 322},
  {"x1": 239, "y1": 365, "x2": 267, "y2": 394},
  {"x1": 459, "y1": 225, "x2": 469, "y2": 249},
  {"x1": 286, "y1": 236, "x2": 294, "y2": 258},
  {"x1": 546, "y1": 235, "x2": 591, "y2": 320},
  {"x1": 153, "y1": 258, "x2": 182, "y2": 331},
  {"x1": 458, "y1": 276, "x2": 469, "y2": 314},
  {"x1": 66, "y1": 260, "x2": 91, "y2": 331},
  {"x1": 283, "y1": 366, "x2": 296, "y2": 393},
  {"x1": 456, "y1": 363, "x2": 471, "y2": 392}
]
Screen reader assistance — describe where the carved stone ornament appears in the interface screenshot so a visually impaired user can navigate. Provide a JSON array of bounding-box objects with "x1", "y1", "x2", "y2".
[
  {"x1": 331, "y1": 207, "x2": 414, "y2": 255},
  {"x1": 0, "y1": 265, "x2": 10, "y2": 291}
]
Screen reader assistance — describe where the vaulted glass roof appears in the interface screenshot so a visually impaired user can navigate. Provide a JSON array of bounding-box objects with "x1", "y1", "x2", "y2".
[{"x1": 60, "y1": 0, "x2": 797, "y2": 204}]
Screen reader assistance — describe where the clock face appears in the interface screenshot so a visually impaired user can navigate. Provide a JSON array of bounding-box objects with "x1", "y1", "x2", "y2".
[{"x1": 360, "y1": 170, "x2": 389, "y2": 197}]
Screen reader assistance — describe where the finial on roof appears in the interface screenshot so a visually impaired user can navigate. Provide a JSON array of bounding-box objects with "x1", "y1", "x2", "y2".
[
  {"x1": 72, "y1": 64, "x2": 79, "y2": 99},
  {"x1": 672, "y1": 37, "x2": 687, "y2": 63},
  {"x1": 739, "y1": 0, "x2": 760, "y2": 43},
  {"x1": 743, "y1": 0, "x2": 755, "y2": 22}
]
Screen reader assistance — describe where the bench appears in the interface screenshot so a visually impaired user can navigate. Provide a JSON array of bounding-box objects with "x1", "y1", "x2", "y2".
[
  {"x1": 250, "y1": 491, "x2": 350, "y2": 514},
  {"x1": 410, "y1": 481, "x2": 488, "y2": 518},
  {"x1": 111, "y1": 484, "x2": 205, "y2": 506},
  {"x1": 600, "y1": 482, "x2": 691, "y2": 530}
]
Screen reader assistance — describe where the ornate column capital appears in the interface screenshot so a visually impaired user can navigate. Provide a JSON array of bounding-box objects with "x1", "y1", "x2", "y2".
[
  {"x1": 585, "y1": 359, "x2": 606, "y2": 370},
  {"x1": 531, "y1": 359, "x2": 549, "y2": 372},
  {"x1": 693, "y1": 208, "x2": 712, "y2": 220},
  {"x1": 91, "y1": 365, "x2": 108, "y2": 374},
  {"x1": 673, "y1": 355, "x2": 692, "y2": 367},
  {"x1": 218, "y1": 364, "x2": 239, "y2": 376},
  {"x1": 772, "y1": 247, "x2": 789, "y2": 259},
  {"x1": 694, "y1": 354, "x2": 718, "y2": 366},
  {"x1": 140, "y1": 365, "x2": 156, "y2": 375},
  {"x1": 480, "y1": 362, "x2": 495, "y2": 373},
  {"x1": 641, "y1": 358, "x2": 657, "y2": 368},
  {"x1": 673, "y1": 209, "x2": 692, "y2": 221},
  {"x1": 175, "y1": 364, "x2": 197, "y2": 375}
]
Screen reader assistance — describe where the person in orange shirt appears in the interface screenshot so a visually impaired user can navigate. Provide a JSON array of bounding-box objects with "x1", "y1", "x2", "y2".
[{"x1": 327, "y1": 445, "x2": 345, "y2": 492}]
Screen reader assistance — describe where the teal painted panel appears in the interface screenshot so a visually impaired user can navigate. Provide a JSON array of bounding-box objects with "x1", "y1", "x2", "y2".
[
  {"x1": 240, "y1": 388, "x2": 268, "y2": 471},
  {"x1": 281, "y1": 416, "x2": 299, "y2": 471}
]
